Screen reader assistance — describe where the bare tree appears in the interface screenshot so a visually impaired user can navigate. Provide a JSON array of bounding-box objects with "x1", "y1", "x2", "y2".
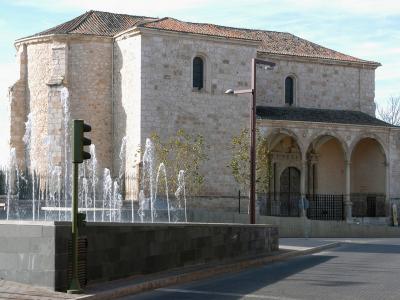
[{"x1": 376, "y1": 96, "x2": 400, "y2": 125}]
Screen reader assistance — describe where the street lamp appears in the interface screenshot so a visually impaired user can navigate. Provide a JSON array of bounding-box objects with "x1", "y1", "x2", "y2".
[{"x1": 225, "y1": 58, "x2": 275, "y2": 224}]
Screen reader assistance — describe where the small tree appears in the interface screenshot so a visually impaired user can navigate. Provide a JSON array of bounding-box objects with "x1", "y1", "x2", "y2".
[
  {"x1": 228, "y1": 128, "x2": 271, "y2": 194},
  {"x1": 376, "y1": 96, "x2": 400, "y2": 125},
  {"x1": 150, "y1": 129, "x2": 208, "y2": 196}
]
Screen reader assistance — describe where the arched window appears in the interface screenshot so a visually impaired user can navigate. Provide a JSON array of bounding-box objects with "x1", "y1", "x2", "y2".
[
  {"x1": 193, "y1": 57, "x2": 204, "y2": 90},
  {"x1": 285, "y1": 76, "x2": 294, "y2": 106}
]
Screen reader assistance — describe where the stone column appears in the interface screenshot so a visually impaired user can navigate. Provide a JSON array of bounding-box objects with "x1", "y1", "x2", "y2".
[
  {"x1": 385, "y1": 162, "x2": 390, "y2": 217},
  {"x1": 345, "y1": 160, "x2": 352, "y2": 222},
  {"x1": 300, "y1": 159, "x2": 307, "y2": 217}
]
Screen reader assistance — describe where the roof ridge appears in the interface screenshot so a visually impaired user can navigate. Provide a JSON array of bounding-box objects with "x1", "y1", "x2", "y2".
[
  {"x1": 67, "y1": 10, "x2": 94, "y2": 33},
  {"x1": 138, "y1": 16, "x2": 170, "y2": 27},
  {"x1": 145, "y1": 16, "x2": 290, "y2": 35},
  {"x1": 90, "y1": 9, "x2": 154, "y2": 20},
  {"x1": 16, "y1": 10, "x2": 381, "y2": 66}
]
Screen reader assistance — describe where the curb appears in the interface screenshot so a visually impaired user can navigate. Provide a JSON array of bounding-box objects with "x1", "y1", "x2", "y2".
[{"x1": 77, "y1": 242, "x2": 340, "y2": 300}]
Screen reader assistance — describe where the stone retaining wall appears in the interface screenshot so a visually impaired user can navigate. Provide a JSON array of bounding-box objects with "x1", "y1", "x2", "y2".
[
  {"x1": 0, "y1": 221, "x2": 279, "y2": 291},
  {"x1": 187, "y1": 210, "x2": 400, "y2": 238}
]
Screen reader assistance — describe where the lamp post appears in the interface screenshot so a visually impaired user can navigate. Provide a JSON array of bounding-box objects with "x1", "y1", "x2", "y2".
[{"x1": 226, "y1": 58, "x2": 275, "y2": 224}]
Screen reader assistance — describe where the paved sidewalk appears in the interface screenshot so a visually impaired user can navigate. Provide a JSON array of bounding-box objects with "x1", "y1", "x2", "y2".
[
  {"x1": 280, "y1": 238, "x2": 339, "y2": 251},
  {"x1": 0, "y1": 280, "x2": 80, "y2": 300},
  {"x1": 0, "y1": 238, "x2": 339, "y2": 300}
]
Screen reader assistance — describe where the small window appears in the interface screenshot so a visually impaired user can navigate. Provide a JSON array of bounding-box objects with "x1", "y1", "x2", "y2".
[
  {"x1": 193, "y1": 57, "x2": 204, "y2": 90},
  {"x1": 285, "y1": 76, "x2": 294, "y2": 106}
]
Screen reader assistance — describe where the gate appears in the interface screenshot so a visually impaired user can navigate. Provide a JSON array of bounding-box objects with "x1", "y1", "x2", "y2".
[{"x1": 307, "y1": 194, "x2": 344, "y2": 221}]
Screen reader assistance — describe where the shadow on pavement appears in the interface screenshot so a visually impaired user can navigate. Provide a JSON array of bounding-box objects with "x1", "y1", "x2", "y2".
[{"x1": 130, "y1": 253, "x2": 338, "y2": 300}]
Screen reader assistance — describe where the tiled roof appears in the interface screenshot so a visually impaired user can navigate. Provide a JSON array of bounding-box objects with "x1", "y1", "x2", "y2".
[
  {"x1": 256, "y1": 106, "x2": 393, "y2": 127},
  {"x1": 24, "y1": 10, "x2": 157, "y2": 38},
  {"x1": 141, "y1": 18, "x2": 377, "y2": 65},
  {"x1": 20, "y1": 10, "x2": 379, "y2": 66}
]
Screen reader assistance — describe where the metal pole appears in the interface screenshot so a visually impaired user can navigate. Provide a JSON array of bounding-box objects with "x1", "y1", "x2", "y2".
[
  {"x1": 68, "y1": 162, "x2": 81, "y2": 293},
  {"x1": 225, "y1": 58, "x2": 275, "y2": 224},
  {"x1": 250, "y1": 58, "x2": 256, "y2": 224},
  {"x1": 238, "y1": 190, "x2": 241, "y2": 214}
]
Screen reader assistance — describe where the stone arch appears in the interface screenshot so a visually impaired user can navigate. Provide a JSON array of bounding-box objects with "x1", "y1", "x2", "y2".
[
  {"x1": 349, "y1": 132, "x2": 388, "y2": 163},
  {"x1": 265, "y1": 128, "x2": 303, "y2": 206},
  {"x1": 191, "y1": 52, "x2": 209, "y2": 91},
  {"x1": 277, "y1": 163, "x2": 301, "y2": 180},
  {"x1": 350, "y1": 134, "x2": 387, "y2": 217},
  {"x1": 307, "y1": 131, "x2": 349, "y2": 160},
  {"x1": 306, "y1": 133, "x2": 347, "y2": 195},
  {"x1": 283, "y1": 73, "x2": 298, "y2": 106},
  {"x1": 265, "y1": 128, "x2": 304, "y2": 159},
  {"x1": 350, "y1": 135, "x2": 387, "y2": 191}
]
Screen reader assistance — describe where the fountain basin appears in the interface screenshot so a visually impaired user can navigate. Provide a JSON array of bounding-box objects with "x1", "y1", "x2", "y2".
[{"x1": 0, "y1": 221, "x2": 278, "y2": 291}]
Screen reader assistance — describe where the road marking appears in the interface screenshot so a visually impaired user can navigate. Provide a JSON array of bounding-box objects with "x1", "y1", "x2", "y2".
[{"x1": 156, "y1": 288, "x2": 299, "y2": 299}]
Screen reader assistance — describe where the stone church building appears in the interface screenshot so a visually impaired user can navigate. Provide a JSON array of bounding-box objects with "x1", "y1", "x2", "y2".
[{"x1": 9, "y1": 10, "x2": 400, "y2": 221}]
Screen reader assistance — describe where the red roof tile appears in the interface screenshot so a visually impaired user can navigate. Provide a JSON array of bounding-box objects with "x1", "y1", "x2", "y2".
[
  {"x1": 24, "y1": 10, "x2": 157, "y2": 38},
  {"x1": 141, "y1": 18, "x2": 378, "y2": 65},
  {"x1": 19, "y1": 10, "x2": 379, "y2": 66}
]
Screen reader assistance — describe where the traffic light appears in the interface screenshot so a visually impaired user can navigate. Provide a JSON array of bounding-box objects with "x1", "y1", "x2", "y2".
[{"x1": 72, "y1": 119, "x2": 91, "y2": 163}]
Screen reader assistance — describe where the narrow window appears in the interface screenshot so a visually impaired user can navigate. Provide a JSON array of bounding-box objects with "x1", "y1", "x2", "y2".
[
  {"x1": 285, "y1": 76, "x2": 294, "y2": 105},
  {"x1": 193, "y1": 57, "x2": 204, "y2": 90}
]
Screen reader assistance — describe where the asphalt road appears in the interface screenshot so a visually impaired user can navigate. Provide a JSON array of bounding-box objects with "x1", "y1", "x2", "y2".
[{"x1": 119, "y1": 238, "x2": 400, "y2": 300}]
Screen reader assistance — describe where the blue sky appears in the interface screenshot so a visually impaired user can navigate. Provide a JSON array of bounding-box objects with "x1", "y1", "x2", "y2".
[{"x1": 0, "y1": 0, "x2": 399, "y2": 164}]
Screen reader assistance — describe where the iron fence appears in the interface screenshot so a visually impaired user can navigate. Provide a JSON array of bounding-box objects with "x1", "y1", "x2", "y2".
[
  {"x1": 0, "y1": 167, "x2": 5, "y2": 195},
  {"x1": 351, "y1": 193, "x2": 386, "y2": 217},
  {"x1": 306, "y1": 194, "x2": 344, "y2": 221},
  {"x1": 263, "y1": 192, "x2": 301, "y2": 217}
]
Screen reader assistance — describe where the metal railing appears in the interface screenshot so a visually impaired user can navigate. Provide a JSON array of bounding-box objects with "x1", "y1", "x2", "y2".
[
  {"x1": 351, "y1": 193, "x2": 386, "y2": 217},
  {"x1": 0, "y1": 167, "x2": 6, "y2": 195},
  {"x1": 263, "y1": 192, "x2": 301, "y2": 217},
  {"x1": 306, "y1": 194, "x2": 344, "y2": 221}
]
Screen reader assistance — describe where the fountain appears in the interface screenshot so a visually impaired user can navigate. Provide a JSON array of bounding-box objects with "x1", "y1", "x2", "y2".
[
  {"x1": 154, "y1": 163, "x2": 170, "y2": 222},
  {"x1": 0, "y1": 87, "x2": 279, "y2": 293},
  {"x1": 1, "y1": 87, "x2": 189, "y2": 223}
]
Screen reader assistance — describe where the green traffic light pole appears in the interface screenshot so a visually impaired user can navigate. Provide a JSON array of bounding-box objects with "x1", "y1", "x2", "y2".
[
  {"x1": 68, "y1": 119, "x2": 91, "y2": 294},
  {"x1": 67, "y1": 161, "x2": 81, "y2": 294}
]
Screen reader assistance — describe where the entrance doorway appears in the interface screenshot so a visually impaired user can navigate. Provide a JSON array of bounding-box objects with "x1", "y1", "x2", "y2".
[{"x1": 280, "y1": 167, "x2": 300, "y2": 216}]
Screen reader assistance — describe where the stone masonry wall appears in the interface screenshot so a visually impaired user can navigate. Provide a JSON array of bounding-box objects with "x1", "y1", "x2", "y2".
[
  {"x1": 9, "y1": 44, "x2": 27, "y2": 169},
  {"x1": 113, "y1": 34, "x2": 142, "y2": 180},
  {"x1": 68, "y1": 38, "x2": 113, "y2": 172},
  {"x1": 12, "y1": 36, "x2": 113, "y2": 184},
  {"x1": 11, "y1": 31, "x2": 380, "y2": 203},
  {"x1": 0, "y1": 221, "x2": 57, "y2": 290},
  {"x1": 80, "y1": 222, "x2": 279, "y2": 287},
  {"x1": 137, "y1": 31, "x2": 378, "y2": 200},
  {"x1": 140, "y1": 33, "x2": 258, "y2": 197},
  {"x1": 256, "y1": 56, "x2": 376, "y2": 116},
  {"x1": 26, "y1": 42, "x2": 54, "y2": 174}
]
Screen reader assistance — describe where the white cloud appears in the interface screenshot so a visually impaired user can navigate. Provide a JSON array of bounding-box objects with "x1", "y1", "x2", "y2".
[
  {"x1": 11, "y1": 0, "x2": 400, "y2": 17},
  {"x1": 269, "y1": 0, "x2": 400, "y2": 16},
  {"x1": 376, "y1": 63, "x2": 400, "y2": 81},
  {"x1": 11, "y1": 0, "x2": 214, "y2": 15}
]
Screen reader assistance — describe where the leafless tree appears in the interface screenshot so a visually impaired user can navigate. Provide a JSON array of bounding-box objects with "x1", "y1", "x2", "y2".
[{"x1": 376, "y1": 96, "x2": 400, "y2": 125}]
